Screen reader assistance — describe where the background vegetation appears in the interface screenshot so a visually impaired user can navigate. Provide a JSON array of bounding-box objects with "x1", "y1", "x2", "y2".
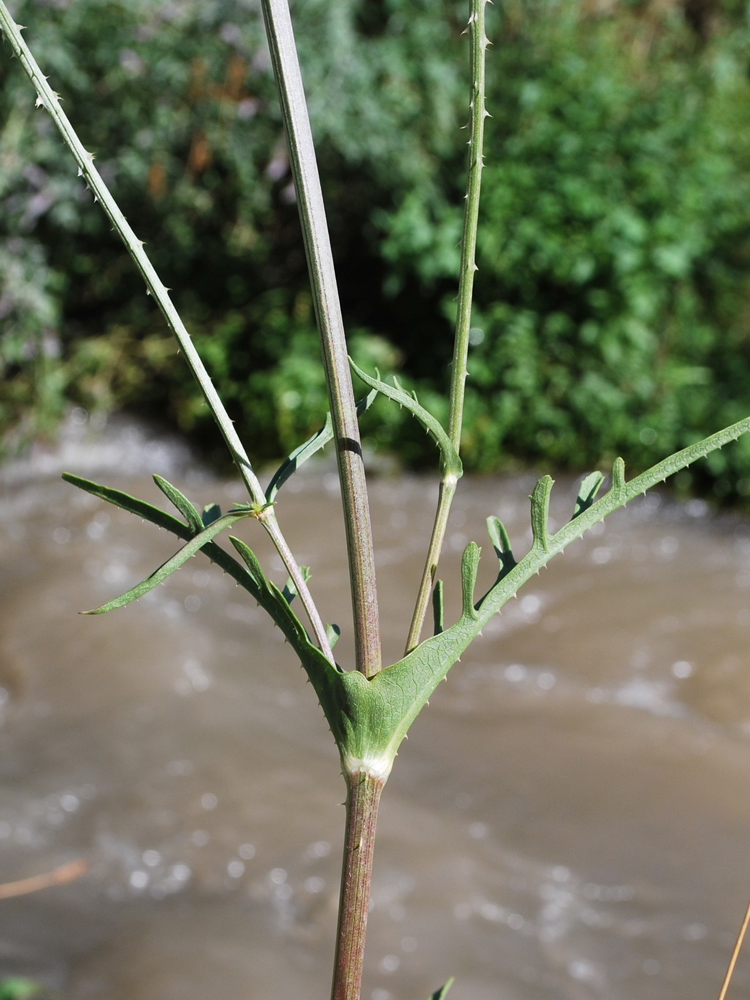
[{"x1": 4, "y1": 0, "x2": 750, "y2": 500}]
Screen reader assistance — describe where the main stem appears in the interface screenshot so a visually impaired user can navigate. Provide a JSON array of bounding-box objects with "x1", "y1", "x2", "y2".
[
  {"x1": 405, "y1": 0, "x2": 489, "y2": 654},
  {"x1": 331, "y1": 770, "x2": 386, "y2": 1000},
  {"x1": 260, "y1": 0, "x2": 381, "y2": 678}
]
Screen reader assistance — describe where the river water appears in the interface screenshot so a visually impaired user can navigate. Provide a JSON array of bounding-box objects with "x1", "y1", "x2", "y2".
[{"x1": 2, "y1": 416, "x2": 750, "y2": 1000}]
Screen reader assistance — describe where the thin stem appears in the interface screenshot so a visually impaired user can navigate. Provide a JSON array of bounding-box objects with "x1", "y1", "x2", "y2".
[
  {"x1": 0, "y1": 859, "x2": 88, "y2": 899},
  {"x1": 260, "y1": 0, "x2": 381, "y2": 678},
  {"x1": 331, "y1": 769, "x2": 385, "y2": 1000},
  {"x1": 261, "y1": 508, "x2": 334, "y2": 663},
  {"x1": 0, "y1": 2, "x2": 334, "y2": 662},
  {"x1": 405, "y1": 0, "x2": 489, "y2": 654},
  {"x1": 404, "y1": 478, "x2": 457, "y2": 654},
  {"x1": 717, "y1": 895, "x2": 750, "y2": 1000}
]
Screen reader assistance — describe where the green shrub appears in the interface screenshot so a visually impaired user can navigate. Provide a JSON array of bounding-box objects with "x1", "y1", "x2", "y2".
[
  {"x1": 0, "y1": 0, "x2": 467, "y2": 458},
  {"x1": 5, "y1": 0, "x2": 750, "y2": 500},
  {"x1": 380, "y1": 2, "x2": 750, "y2": 497}
]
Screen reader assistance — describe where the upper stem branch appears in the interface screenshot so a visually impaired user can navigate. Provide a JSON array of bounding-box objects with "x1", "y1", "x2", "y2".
[
  {"x1": 0, "y1": 1, "x2": 334, "y2": 661},
  {"x1": 405, "y1": 0, "x2": 489, "y2": 653},
  {"x1": 260, "y1": 0, "x2": 381, "y2": 677}
]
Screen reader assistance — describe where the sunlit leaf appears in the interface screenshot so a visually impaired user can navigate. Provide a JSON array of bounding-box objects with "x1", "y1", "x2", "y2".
[
  {"x1": 84, "y1": 511, "x2": 250, "y2": 614},
  {"x1": 349, "y1": 360, "x2": 462, "y2": 478},
  {"x1": 529, "y1": 475, "x2": 553, "y2": 554},
  {"x1": 573, "y1": 471, "x2": 605, "y2": 519},
  {"x1": 486, "y1": 515, "x2": 515, "y2": 574},
  {"x1": 266, "y1": 390, "x2": 377, "y2": 503},
  {"x1": 153, "y1": 474, "x2": 204, "y2": 534},
  {"x1": 429, "y1": 978, "x2": 454, "y2": 1000}
]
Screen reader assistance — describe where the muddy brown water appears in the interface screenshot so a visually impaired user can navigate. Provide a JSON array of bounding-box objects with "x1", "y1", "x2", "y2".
[{"x1": 2, "y1": 417, "x2": 750, "y2": 1000}]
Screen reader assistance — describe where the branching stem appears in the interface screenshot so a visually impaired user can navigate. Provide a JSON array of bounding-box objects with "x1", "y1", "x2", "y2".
[
  {"x1": 260, "y1": 0, "x2": 381, "y2": 678},
  {"x1": 0, "y1": 1, "x2": 333, "y2": 662},
  {"x1": 405, "y1": 0, "x2": 488, "y2": 654}
]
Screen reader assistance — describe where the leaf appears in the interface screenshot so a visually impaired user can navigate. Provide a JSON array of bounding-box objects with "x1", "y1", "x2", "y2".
[
  {"x1": 63, "y1": 473, "x2": 191, "y2": 537},
  {"x1": 282, "y1": 565, "x2": 311, "y2": 605},
  {"x1": 573, "y1": 471, "x2": 605, "y2": 519},
  {"x1": 460, "y1": 542, "x2": 481, "y2": 620},
  {"x1": 349, "y1": 360, "x2": 462, "y2": 479},
  {"x1": 229, "y1": 537, "x2": 269, "y2": 595},
  {"x1": 326, "y1": 623, "x2": 341, "y2": 648},
  {"x1": 486, "y1": 515, "x2": 515, "y2": 574},
  {"x1": 267, "y1": 414, "x2": 333, "y2": 503},
  {"x1": 432, "y1": 580, "x2": 444, "y2": 636},
  {"x1": 85, "y1": 511, "x2": 250, "y2": 614},
  {"x1": 152, "y1": 475, "x2": 204, "y2": 534},
  {"x1": 202, "y1": 503, "x2": 222, "y2": 526},
  {"x1": 530, "y1": 475, "x2": 553, "y2": 553},
  {"x1": 63, "y1": 473, "x2": 267, "y2": 599},
  {"x1": 266, "y1": 390, "x2": 377, "y2": 503},
  {"x1": 429, "y1": 979, "x2": 455, "y2": 1000},
  {"x1": 66, "y1": 414, "x2": 750, "y2": 782},
  {"x1": 610, "y1": 456, "x2": 626, "y2": 498}
]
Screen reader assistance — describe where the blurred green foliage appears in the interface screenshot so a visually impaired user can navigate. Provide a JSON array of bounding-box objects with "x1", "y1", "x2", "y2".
[
  {"x1": 0, "y1": 979, "x2": 43, "y2": 1000},
  {"x1": 4, "y1": 0, "x2": 750, "y2": 499}
]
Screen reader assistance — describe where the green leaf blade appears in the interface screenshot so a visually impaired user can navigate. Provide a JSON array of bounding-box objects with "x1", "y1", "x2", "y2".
[
  {"x1": 573, "y1": 471, "x2": 605, "y2": 519},
  {"x1": 530, "y1": 475, "x2": 554, "y2": 553},
  {"x1": 486, "y1": 515, "x2": 515, "y2": 574},
  {"x1": 429, "y1": 978, "x2": 455, "y2": 1000},
  {"x1": 63, "y1": 473, "x2": 191, "y2": 539},
  {"x1": 85, "y1": 512, "x2": 248, "y2": 614},
  {"x1": 153, "y1": 474, "x2": 204, "y2": 534},
  {"x1": 432, "y1": 580, "x2": 444, "y2": 636},
  {"x1": 266, "y1": 413, "x2": 334, "y2": 503},
  {"x1": 266, "y1": 390, "x2": 377, "y2": 503},
  {"x1": 349, "y1": 360, "x2": 462, "y2": 478}
]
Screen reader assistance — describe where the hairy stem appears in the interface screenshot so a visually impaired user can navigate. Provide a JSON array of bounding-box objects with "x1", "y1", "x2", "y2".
[
  {"x1": 260, "y1": 0, "x2": 381, "y2": 678},
  {"x1": 331, "y1": 769, "x2": 386, "y2": 1000},
  {"x1": 0, "y1": 2, "x2": 334, "y2": 661},
  {"x1": 405, "y1": 0, "x2": 488, "y2": 654}
]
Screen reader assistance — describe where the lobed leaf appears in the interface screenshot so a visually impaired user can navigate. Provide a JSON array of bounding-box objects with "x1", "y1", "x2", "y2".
[
  {"x1": 229, "y1": 537, "x2": 323, "y2": 659},
  {"x1": 611, "y1": 456, "x2": 626, "y2": 498},
  {"x1": 63, "y1": 474, "x2": 270, "y2": 604},
  {"x1": 85, "y1": 511, "x2": 251, "y2": 614},
  {"x1": 529, "y1": 475, "x2": 553, "y2": 553},
  {"x1": 573, "y1": 471, "x2": 605, "y2": 519},
  {"x1": 65, "y1": 415, "x2": 750, "y2": 782},
  {"x1": 486, "y1": 515, "x2": 515, "y2": 575},
  {"x1": 460, "y1": 542, "x2": 481, "y2": 621},
  {"x1": 349, "y1": 360, "x2": 462, "y2": 478},
  {"x1": 63, "y1": 473, "x2": 191, "y2": 537},
  {"x1": 266, "y1": 389, "x2": 377, "y2": 503},
  {"x1": 153, "y1": 474, "x2": 204, "y2": 534}
]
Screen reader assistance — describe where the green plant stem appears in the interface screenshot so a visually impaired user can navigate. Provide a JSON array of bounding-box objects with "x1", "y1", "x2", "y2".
[
  {"x1": 331, "y1": 768, "x2": 386, "y2": 1000},
  {"x1": 405, "y1": 0, "x2": 488, "y2": 654},
  {"x1": 0, "y1": 1, "x2": 333, "y2": 663},
  {"x1": 260, "y1": 509, "x2": 335, "y2": 663},
  {"x1": 260, "y1": 0, "x2": 381, "y2": 678}
]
